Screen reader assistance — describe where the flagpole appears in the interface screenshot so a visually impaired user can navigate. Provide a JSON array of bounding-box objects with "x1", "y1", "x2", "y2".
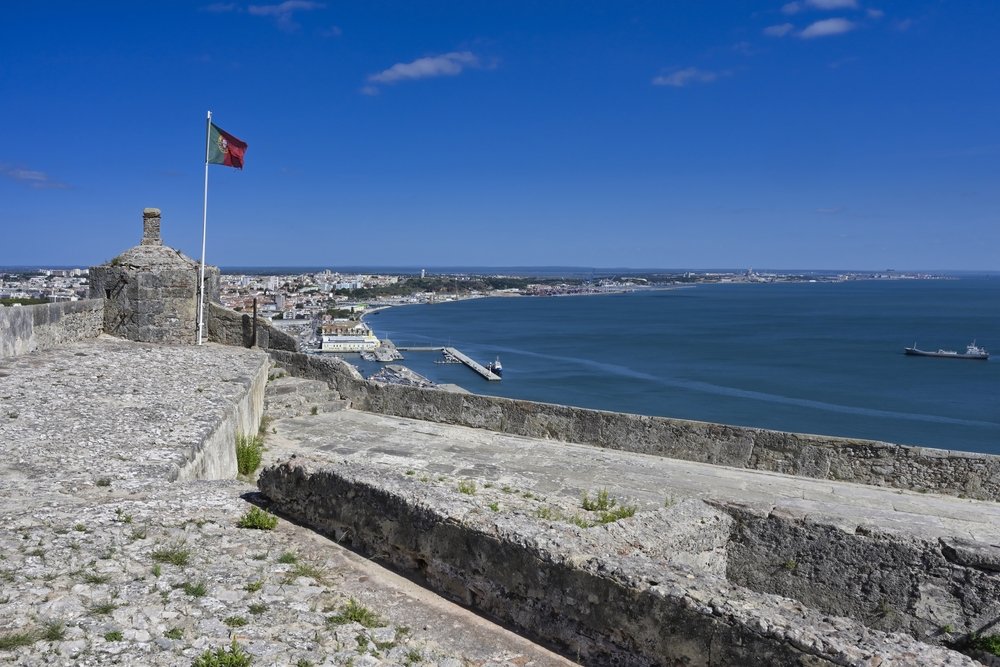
[{"x1": 197, "y1": 110, "x2": 212, "y2": 345}]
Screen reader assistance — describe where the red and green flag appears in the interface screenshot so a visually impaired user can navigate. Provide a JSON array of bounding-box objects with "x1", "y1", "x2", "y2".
[{"x1": 207, "y1": 123, "x2": 247, "y2": 169}]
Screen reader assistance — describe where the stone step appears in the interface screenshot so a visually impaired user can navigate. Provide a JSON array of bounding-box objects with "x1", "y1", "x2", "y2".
[
  {"x1": 265, "y1": 376, "x2": 331, "y2": 397},
  {"x1": 263, "y1": 375, "x2": 344, "y2": 419}
]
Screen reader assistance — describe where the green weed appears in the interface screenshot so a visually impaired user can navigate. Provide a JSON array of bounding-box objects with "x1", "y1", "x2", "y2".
[
  {"x1": 972, "y1": 633, "x2": 1000, "y2": 656},
  {"x1": 457, "y1": 480, "x2": 476, "y2": 495},
  {"x1": 181, "y1": 581, "x2": 207, "y2": 597},
  {"x1": 236, "y1": 507, "x2": 278, "y2": 530},
  {"x1": 152, "y1": 545, "x2": 190, "y2": 567},
  {"x1": 90, "y1": 601, "x2": 117, "y2": 615},
  {"x1": 192, "y1": 639, "x2": 253, "y2": 667},
  {"x1": 581, "y1": 489, "x2": 615, "y2": 511},
  {"x1": 327, "y1": 598, "x2": 384, "y2": 628},
  {"x1": 235, "y1": 433, "x2": 264, "y2": 476}
]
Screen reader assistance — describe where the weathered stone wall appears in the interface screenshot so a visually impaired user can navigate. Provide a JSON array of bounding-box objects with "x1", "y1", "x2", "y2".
[
  {"x1": 0, "y1": 299, "x2": 104, "y2": 359},
  {"x1": 89, "y1": 266, "x2": 210, "y2": 345},
  {"x1": 259, "y1": 459, "x2": 976, "y2": 666},
  {"x1": 720, "y1": 503, "x2": 1000, "y2": 642},
  {"x1": 267, "y1": 349, "x2": 1000, "y2": 501},
  {"x1": 206, "y1": 302, "x2": 298, "y2": 352},
  {"x1": 173, "y1": 346, "x2": 269, "y2": 482}
]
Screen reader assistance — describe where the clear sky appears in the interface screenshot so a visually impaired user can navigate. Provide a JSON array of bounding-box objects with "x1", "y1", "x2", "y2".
[{"x1": 2, "y1": 1, "x2": 998, "y2": 271}]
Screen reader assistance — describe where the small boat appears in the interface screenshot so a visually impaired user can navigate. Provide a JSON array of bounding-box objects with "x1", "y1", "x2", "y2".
[
  {"x1": 486, "y1": 357, "x2": 503, "y2": 377},
  {"x1": 904, "y1": 341, "x2": 989, "y2": 360}
]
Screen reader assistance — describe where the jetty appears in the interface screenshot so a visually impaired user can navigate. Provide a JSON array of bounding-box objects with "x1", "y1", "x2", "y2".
[
  {"x1": 443, "y1": 346, "x2": 501, "y2": 380},
  {"x1": 396, "y1": 346, "x2": 502, "y2": 381}
]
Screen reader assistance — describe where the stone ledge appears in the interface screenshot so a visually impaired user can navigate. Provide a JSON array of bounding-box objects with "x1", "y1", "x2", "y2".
[
  {"x1": 259, "y1": 457, "x2": 978, "y2": 666},
  {"x1": 268, "y1": 349, "x2": 1000, "y2": 502}
]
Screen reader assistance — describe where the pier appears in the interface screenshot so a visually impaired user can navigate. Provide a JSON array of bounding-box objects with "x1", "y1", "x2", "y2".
[
  {"x1": 443, "y1": 346, "x2": 502, "y2": 381},
  {"x1": 397, "y1": 346, "x2": 502, "y2": 381}
]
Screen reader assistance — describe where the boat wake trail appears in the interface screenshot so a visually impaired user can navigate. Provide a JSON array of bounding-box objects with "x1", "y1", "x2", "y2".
[{"x1": 498, "y1": 347, "x2": 1000, "y2": 429}]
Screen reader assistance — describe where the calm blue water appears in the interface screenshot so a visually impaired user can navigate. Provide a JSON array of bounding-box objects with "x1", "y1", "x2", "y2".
[{"x1": 358, "y1": 279, "x2": 1000, "y2": 453}]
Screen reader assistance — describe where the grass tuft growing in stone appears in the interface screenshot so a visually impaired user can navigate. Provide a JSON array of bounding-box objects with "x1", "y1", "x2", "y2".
[
  {"x1": 164, "y1": 627, "x2": 183, "y2": 640},
  {"x1": 580, "y1": 489, "x2": 637, "y2": 524},
  {"x1": 236, "y1": 506, "x2": 278, "y2": 530},
  {"x1": 82, "y1": 572, "x2": 110, "y2": 585},
  {"x1": 0, "y1": 623, "x2": 64, "y2": 650},
  {"x1": 972, "y1": 634, "x2": 1000, "y2": 656},
  {"x1": 327, "y1": 598, "x2": 385, "y2": 628},
  {"x1": 235, "y1": 433, "x2": 264, "y2": 476},
  {"x1": 181, "y1": 581, "x2": 208, "y2": 597},
  {"x1": 40, "y1": 623, "x2": 65, "y2": 642},
  {"x1": 90, "y1": 601, "x2": 117, "y2": 615},
  {"x1": 224, "y1": 615, "x2": 248, "y2": 628},
  {"x1": 286, "y1": 562, "x2": 325, "y2": 583},
  {"x1": 152, "y1": 544, "x2": 190, "y2": 567},
  {"x1": 581, "y1": 489, "x2": 615, "y2": 511},
  {"x1": 0, "y1": 629, "x2": 37, "y2": 650},
  {"x1": 596, "y1": 505, "x2": 637, "y2": 524},
  {"x1": 245, "y1": 580, "x2": 263, "y2": 593},
  {"x1": 248, "y1": 602, "x2": 268, "y2": 615},
  {"x1": 277, "y1": 551, "x2": 298, "y2": 564},
  {"x1": 457, "y1": 480, "x2": 477, "y2": 495},
  {"x1": 95, "y1": 477, "x2": 112, "y2": 487},
  {"x1": 192, "y1": 639, "x2": 253, "y2": 667},
  {"x1": 104, "y1": 630, "x2": 123, "y2": 642}
]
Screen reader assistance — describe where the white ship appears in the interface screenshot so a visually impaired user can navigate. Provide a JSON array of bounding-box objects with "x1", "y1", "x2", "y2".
[{"x1": 320, "y1": 320, "x2": 380, "y2": 353}]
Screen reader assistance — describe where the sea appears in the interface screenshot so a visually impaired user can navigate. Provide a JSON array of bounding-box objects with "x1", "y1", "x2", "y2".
[{"x1": 353, "y1": 277, "x2": 1000, "y2": 454}]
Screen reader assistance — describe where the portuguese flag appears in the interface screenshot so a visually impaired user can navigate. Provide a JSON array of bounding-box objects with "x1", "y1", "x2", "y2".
[{"x1": 207, "y1": 123, "x2": 247, "y2": 169}]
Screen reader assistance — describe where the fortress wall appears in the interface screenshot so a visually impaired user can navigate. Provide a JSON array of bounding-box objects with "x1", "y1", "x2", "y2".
[
  {"x1": 0, "y1": 299, "x2": 104, "y2": 359},
  {"x1": 206, "y1": 302, "x2": 298, "y2": 352},
  {"x1": 268, "y1": 349, "x2": 1000, "y2": 502},
  {"x1": 173, "y1": 349, "x2": 269, "y2": 482},
  {"x1": 259, "y1": 459, "x2": 974, "y2": 666},
  {"x1": 720, "y1": 503, "x2": 1000, "y2": 641}
]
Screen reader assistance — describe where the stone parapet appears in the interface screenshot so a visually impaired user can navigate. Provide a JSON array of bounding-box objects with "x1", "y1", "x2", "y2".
[
  {"x1": 0, "y1": 299, "x2": 103, "y2": 359},
  {"x1": 267, "y1": 349, "x2": 1000, "y2": 501},
  {"x1": 259, "y1": 458, "x2": 978, "y2": 666},
  {"x1": 206, "y1": 302, "x2": 298, "y2": 352}
]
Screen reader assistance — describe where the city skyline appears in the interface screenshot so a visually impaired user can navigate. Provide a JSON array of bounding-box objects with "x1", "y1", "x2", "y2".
[{"x1": 2, "y1": 2, "x2": 998, "y2": 270}]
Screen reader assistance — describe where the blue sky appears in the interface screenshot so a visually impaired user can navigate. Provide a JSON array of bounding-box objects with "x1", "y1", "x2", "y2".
[{"x1": 1, "y1": 1, "x2": 998, "y2": 270}]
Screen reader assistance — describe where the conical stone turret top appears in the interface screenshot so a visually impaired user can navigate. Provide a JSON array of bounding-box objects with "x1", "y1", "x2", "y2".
[{"x1": 88, "y1": 208, "x2": 219, "y2": 344}]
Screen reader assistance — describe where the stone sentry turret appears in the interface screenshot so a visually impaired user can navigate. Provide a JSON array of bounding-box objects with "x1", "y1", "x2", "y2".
[{"x1": 89, "y1": 208, "x2": 220, "y2": 344}]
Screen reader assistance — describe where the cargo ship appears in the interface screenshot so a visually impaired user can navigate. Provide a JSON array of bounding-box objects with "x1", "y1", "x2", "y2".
[{"x1": 903, "y1": 341, "x2": 989, "y2": 360}]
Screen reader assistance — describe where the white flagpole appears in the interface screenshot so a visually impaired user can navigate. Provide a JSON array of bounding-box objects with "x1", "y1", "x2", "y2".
[{"x1": 197, "y1": 110, "x2": 212, "y2": 345}]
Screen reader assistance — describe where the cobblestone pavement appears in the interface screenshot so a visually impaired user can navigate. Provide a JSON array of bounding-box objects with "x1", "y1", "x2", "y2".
[{"x1": 0, "y1": 338, "x2": 573, "y2": 666}]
